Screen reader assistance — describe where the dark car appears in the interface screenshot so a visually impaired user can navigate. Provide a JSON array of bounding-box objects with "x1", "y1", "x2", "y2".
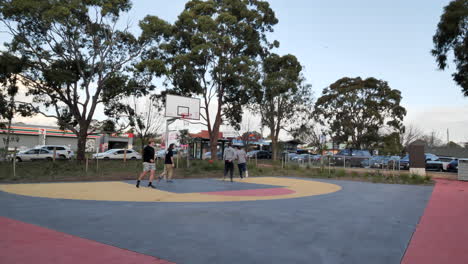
[
  {"x1": 254, "y1": 150, "x2": 272, "y2": 159},
  {"x1": 332, "y1": 149, "x2": 372, "y2": 167},
  {"x1": 399, "y1": 153, "x2": 443, "y2": 171},
  {"x1": 425, "y1": 153, "x2": 443, "y2": 171},
  {"x1": 361, "y1": 156, "x2": 385, "y2": 168},
  {"x1": 446, "y1": 159, "x2": 458, "y2": 173},
  {"x1": 400, "y1": 155, "x2": 410, "y2": 170}
]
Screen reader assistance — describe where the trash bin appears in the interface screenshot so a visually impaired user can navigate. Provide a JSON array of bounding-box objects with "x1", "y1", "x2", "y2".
[{"x1": 458, "y1": 159, "x2": 468, "y2": 181}]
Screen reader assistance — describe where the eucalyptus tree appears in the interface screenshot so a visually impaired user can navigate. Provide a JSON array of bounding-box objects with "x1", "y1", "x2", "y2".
[
  {"x1": 139, "y1": 0, "x2": 279, "y2": 158},
  {"x1": 314, "y1": 77, "x2": 406, "y2": 149},
  {"x1": 432, "y1": 0, "x2": 468, "y2": 95},
  {"x1": 0, "y1": 0, "x2": 165, "y2": 160}
]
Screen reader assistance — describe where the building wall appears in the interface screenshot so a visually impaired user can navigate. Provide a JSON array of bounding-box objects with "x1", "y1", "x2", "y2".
[
  {"x1": 0, "y1": 134, "x2": 40, "y2": 150},
  {"x1": 1, "y1": 123, "x2": 133, "y2": 153}
]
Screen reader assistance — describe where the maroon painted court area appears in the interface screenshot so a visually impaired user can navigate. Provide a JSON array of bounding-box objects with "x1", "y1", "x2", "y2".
[
  {"x1": 201, "y1": 187, "x2": 295, "y2": 196},
  {"x1": 402, "y1": 179, "x2": 468, "y2": 264},
  {"x1": 0, "y1": 217, "x2": 175, "y2": 264}
]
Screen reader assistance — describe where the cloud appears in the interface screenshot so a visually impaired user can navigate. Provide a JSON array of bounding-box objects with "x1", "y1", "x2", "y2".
[{"x1": 405, "y1": 105, "x2": 468, "y2": 143}]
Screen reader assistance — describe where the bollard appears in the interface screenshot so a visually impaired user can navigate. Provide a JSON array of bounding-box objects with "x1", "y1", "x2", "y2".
[
  {"x1": 123, "y1": 148, "x2": 127, "y2": 164},
  {"x1": 86, "y1": 156, "x2": 89, "y2": 173}
]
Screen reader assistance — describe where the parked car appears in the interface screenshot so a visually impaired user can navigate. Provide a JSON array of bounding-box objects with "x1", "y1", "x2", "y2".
[
  {"x1": 400, "y1": 155, "x2": 410, "y2": 170},
  {"x1": 438, "y1": 156, "x2": 456, "y2": 171},
  {"x1": 446, "y1": 159, "x2": 458, "y2": 173},
  {"x1": 332, "y1": 149, "x2": 372, "y2": 167},
  {"x1": 35, "y1": 145, "x2": 74, "y2": 159},
  {"x1": 203, "y1": 151, "x2": 222, "y2": 160},
  {"x1": 361, "y1": 156, "x2": 385, "y2": 168},
  {"x1": 425, "y1": 153, "x2": 443, "y2": 171},
  {"x1": 14, "y1": 148, "x2": 55, "y2": 162},
  {"x1": 383, "y1": 156, "x2": 401, "y2": 169},
  {"x1": 283, "y1": 152, "x2": 299, "y2": 160},
  {"x1": 247, "y1": 150, "x2": 271, "y2": 159},
  {"x1": 293, "y1": 154, "x2": 314, "y2": 162},
  {"x1": 92, "y1": 149, "x2": 141, "y2": 160},
  {"x1": 157, "y1": 149, "x2": 180, "y2": 159},
  {"x1": 399, "y1": 153, "x2": 443, "y2": 171}
]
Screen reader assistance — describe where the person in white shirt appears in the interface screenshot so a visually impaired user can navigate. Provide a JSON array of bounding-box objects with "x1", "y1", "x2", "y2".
[
  {"x1": 223, "y1": 143, "x2": 236, "y2": 182},
  {"x1": 236, "y1": 146, "x2": 247, "y2": 179}
]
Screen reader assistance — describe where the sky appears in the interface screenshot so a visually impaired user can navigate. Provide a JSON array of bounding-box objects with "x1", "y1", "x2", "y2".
[{"x1": 2, "y1": 0, "x2": 468, "y2": 142}]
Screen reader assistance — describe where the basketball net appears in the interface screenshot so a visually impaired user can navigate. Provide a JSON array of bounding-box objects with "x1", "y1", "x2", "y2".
[{"x1": 180, "y1": 113, "x2": 192, "y2": 128}]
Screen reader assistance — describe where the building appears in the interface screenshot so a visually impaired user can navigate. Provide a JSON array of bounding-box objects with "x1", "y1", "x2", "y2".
[
  {"x1": 0, "y1": 123, "x2": 134, "y2": 152},
  {"x1": 188, "y1": 130, "x2": 228, "y2": 159}
]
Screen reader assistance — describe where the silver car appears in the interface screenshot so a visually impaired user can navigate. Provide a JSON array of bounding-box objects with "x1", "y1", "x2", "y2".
[
  {"x1": 92, "y1": 149, "x2": 142, "y2": 160},
  {"x1": 14, "y1": 148, "x2": 55, "y2": 162}
]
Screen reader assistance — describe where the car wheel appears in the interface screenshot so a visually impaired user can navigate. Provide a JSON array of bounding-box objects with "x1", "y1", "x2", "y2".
[
  {"x1": 104, "y1": 157, "x2": 110, "y2": 160},
  {"x1": 131, "y1": 157, "x2": 137, "y2": 160},
  {"x1": 16, "y1": 157, "x2": 22, "y2": 162},
  {"x1": 46, "y1": 157, "x2": 53, "y2": 161},
  {"x1": 59, "y1": 154, "x2": 67, "y2": 160}
]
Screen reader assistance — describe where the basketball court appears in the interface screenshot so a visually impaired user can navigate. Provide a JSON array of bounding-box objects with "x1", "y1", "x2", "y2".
[
  {"x1": 0, "y1": 176, "x2": 445, "y2": 264},
  {"x1": 2, "y1": 94, "x2": 468, "y2": 263}
]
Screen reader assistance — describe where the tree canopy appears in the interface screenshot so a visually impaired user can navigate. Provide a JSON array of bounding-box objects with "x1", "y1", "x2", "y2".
[
  {"x1": 432, "y1": 0, "x2": 468, "y2": 95},
  {"x1": 0, "y1": 0, "x2": 162, "y2": 160},
  {"x1": 256, "y1": 53, "x2": 313, "y2": 159},
  {"x1": 314, "y1": 77, "x2": 406, "y2": 150},
  {"x1": 140, "y1": 0, "x2": 279, "y2": 158}
]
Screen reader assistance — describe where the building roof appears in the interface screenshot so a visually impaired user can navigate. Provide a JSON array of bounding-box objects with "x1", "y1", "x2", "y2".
[{"x1": 189, "y1": 130, "x2": 223, "y2": 140}]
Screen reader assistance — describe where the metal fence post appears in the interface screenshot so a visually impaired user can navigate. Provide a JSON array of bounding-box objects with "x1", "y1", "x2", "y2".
[
  {"x1": 53, "y1": 147, "x2": 56, "y2": 162},
  {"x1": 86, "y1": 156, "x2": 89, "y2": 173},
  {"x1": 13, "y1": 147, "x2": 17, "y2": 178}
]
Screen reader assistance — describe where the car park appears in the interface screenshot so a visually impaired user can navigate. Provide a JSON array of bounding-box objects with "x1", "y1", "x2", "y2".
[
  {"x1": 35, "y1": 145, "x2": 74, "y2": 160},
  {"x1": 92, "y1": 149, "x2": 141, "y2": 160},
  {"x1": 14, "y1": 148, "x2": 55, "y2": 162}
]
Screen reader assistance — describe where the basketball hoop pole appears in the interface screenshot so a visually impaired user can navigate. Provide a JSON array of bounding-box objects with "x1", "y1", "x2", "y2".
[{"x1": 165, "y1": 117, "x2": 177, "y2": 151}]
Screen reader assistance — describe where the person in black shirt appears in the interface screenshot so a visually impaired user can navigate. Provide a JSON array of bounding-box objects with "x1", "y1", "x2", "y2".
[
  {"x1": 163, "y1": 143, "x2": 175, "y2": 183},
  {"x1": 136, "y1": 139, "x2": 156, "y2": 188}
]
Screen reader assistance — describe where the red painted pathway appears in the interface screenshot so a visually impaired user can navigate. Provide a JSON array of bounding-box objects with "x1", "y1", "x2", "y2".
[
  {"x1": 0, "y1": 216, "x2": 175, "y2": 264},
  {"x1": 402, "y1": 179, "x2": 468, "y2": 264}
]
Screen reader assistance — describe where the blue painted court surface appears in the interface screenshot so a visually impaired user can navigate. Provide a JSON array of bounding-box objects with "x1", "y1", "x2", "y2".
[{"x1": 0, "y1": 178, "x2": 433, "y2": 264}]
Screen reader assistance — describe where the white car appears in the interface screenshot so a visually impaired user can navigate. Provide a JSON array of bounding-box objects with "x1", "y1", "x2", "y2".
[
  {"x1": 35, "y1": 145, "x2": 74, "y2": 160},
  {"x1": 14, "y1": 148, "x2": 55, "y2": 162},
  {"x1": 92, "y1": 149, "x2": 141, "y2": 160}
]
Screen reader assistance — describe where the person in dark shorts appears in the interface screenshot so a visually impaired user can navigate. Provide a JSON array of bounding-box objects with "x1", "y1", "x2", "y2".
[
  {"x1": 163, "y1": 143, "x2": 175, "y2": 183},
  {"x1": 223, "y1": 143, "x2": 236, "y2": 182},
  {"x1": 136, "y1": 139, "x2": 156, "y2": 188}
]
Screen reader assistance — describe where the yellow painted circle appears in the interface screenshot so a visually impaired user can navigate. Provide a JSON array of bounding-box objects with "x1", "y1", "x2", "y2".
[{"x1": 0, "y1": 177, "x2": 341, "y2": 202}]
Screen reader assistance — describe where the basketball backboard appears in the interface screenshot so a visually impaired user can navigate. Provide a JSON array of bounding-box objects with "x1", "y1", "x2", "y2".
[{"x1": 165, "y1": 94, "x2": 200, "y2": 120}]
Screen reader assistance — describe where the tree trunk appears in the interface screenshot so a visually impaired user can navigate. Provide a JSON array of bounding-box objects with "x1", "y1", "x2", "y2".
[
  {"x1": 271, "y1": 139, "x2": 278, "y2": 161},
  {"x1": 2, "y1": 118, "x2": 13, "y2": 160},
  {"x1": 209, "y1": 105, "x2": 223, "y2": 160},
  {"x1": 76, "y1": 126, "x2": 88, "y2": 161},
  {"x1": 210, "y1": 132, "x2": 220, "y2": 160},
  {"x1": 2, "y1": 95, "x2": 15, "y2": 160}
]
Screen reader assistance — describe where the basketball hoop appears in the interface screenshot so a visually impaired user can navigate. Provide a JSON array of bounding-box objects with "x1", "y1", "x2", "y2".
[{"x1": 181, "y1": 113, "x2": 192, "y2": 128}]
